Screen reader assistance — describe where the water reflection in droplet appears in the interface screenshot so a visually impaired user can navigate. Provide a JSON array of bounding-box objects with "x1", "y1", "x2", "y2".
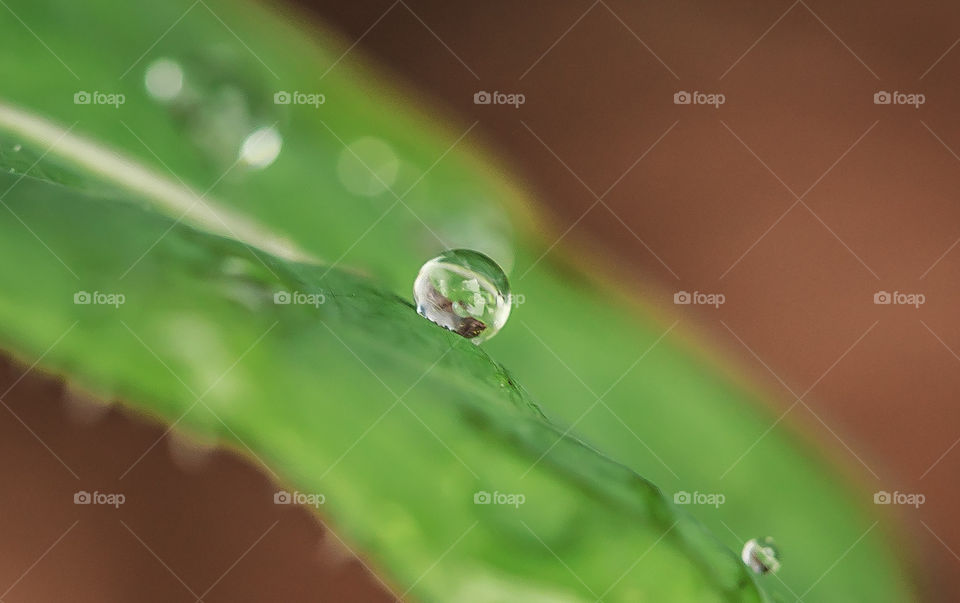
[
  {"x1": 741, "y1": 537, "x2": 781, "y2": 575},
  {"x1": 413, "y1": 249, "x2": 511, "y2": 343}
]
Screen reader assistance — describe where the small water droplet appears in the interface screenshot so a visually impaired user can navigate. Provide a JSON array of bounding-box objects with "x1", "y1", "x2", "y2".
[
  {"x1": 144, "y1": 49, "x2": 285, "y2": 172},
  {"x1": 413, "y1": 249, "x2": 511, "y2": 343},
  {"x1": 144, "y1": 58, "x2": 184, "y2": 101},
  {"x1": 742, "y1": 537, "x2": 781, "y2": 575},
  {"x1": 239, "y1": 126, "x2": 282, "y2": 169},
  {"x1": 62, "y1": 383, "x2": 113, "y2": 425},
  {"x1": 11, "y1": 144, "x2": 21, "y2": 152},
  {"x1": 168, "y1": 429, "x2": 217, "y2": 472},
  {"x1": 218, "y1": 256, "x2": 274, "y2": 311}
]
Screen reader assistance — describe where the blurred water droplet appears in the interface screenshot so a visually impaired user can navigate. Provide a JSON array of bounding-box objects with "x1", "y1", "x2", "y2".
[
  {"x1": 239, "y1": 126, "x2": 282, "y2": 169},
  {"x1": 317, "y1": 532, "x2": 356, "y2": 568},
  {"x1": 159, "y1": 314, "x2": 240, "y2": 402},
  {"x1": 144, "y1": 49, "x2": 284, "y2": 172},
  {"x1": 336, "y1": 137, "x2": 399, "y2": 196},
  {"x1": 11, "y1": 144, "x2": 21, "y2": 152},
  {"x1": 742, "y1": 537, "x2": 781, "y2": 575},
  {"x1": 144, "y1": 58, "x2": 184, "y2": 101},
  {"x1": 218, "y1": 256, "x2": 274, "y2": 310},
  {"x1": 168, "y1": 429, "x2": 217, "y2": 472},
  {"x1": 413, "y1": 249, "x2": 511, "y2": 343},
  {"x1": 62, "y1": 383, "x2": 112, "y2": 425}
]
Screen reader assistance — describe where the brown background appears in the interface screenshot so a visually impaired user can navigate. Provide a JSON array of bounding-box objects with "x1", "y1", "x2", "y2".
[
  {"x1": 3, "y1": 0, "x2": 960, "y2": 601},
  {"x1": 301, "y1": 0, "x2": 960, "y2": 599}
]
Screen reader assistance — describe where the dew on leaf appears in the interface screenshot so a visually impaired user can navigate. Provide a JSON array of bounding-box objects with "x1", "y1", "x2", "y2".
[
  {"x1": 741, "y1": 537, "x2": 781, "y2": 575},
  {"x1": 413, "y1": 249, "x2": 511, "y2": 343},
  {"x1": 239, "y1": 125, "x2": 282, "y2": 169},
  {"x1": 143, "y1": 49, "x2": 283, "y2": 171},
  {"x1": 144, "y1": 57, "x2": 185, "y2": 101}
]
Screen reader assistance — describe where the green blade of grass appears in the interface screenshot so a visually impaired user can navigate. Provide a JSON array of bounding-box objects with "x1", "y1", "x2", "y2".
[{"x1": 0, "y1": 169, "x2": 767, "y2": 601}]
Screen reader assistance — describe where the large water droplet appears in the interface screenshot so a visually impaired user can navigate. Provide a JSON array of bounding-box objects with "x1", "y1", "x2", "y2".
[
  {"x1": 413, "y1": 249, "x2": 511, "y2": 343},
  {"x1": 741, "y1": 537, "x2": 781, "y2": 575}
]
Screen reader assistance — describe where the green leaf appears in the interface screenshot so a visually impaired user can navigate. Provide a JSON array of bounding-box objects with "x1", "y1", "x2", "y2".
[
  {"x1": 0, "y1": 0, "x2": 917, "y2": 600},
  {"x1": 0, "y1": 170, "x2": 766, "y2": 601}
]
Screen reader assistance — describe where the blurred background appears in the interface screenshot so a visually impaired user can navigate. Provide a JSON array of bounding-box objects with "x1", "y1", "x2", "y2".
[{"x1": 2, "y1": 0, "x2": 960, "y2": 600}]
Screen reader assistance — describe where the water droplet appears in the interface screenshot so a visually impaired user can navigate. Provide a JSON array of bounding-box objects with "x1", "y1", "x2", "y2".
[
  {"x1": 413, "y1": 249, "x2": 511, "y2": 343},
  {"x1": 168, "y1": 429, "x2": 217, "y2": 472},
  {"x1": 741, "y1": 537, "x2": 781, "y2": 575},
  {"x1": 217, "y1": 256, "x2": 275, "y2": 311},
  {"x1": 11, "y1": 144, "x2": 21, "y2": 152},
  {"x1": 317, "y1": 532, "x2": 356, "y2": 567},
  {"x1": 62, "y1": 383, "x2": 113, "y2": 425},
  {"x1": 336, "y1": 137, "x2": 399, "y2": 196},
  {"x1": 239, "y1": 126, "x2": 282, "y2": 169},
  {"x1": 143, "y1": 48, "x2": 285, "y2": 171},
  {"x1": 144, "y1": 58, "x2": 184, "y2": 101}
]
